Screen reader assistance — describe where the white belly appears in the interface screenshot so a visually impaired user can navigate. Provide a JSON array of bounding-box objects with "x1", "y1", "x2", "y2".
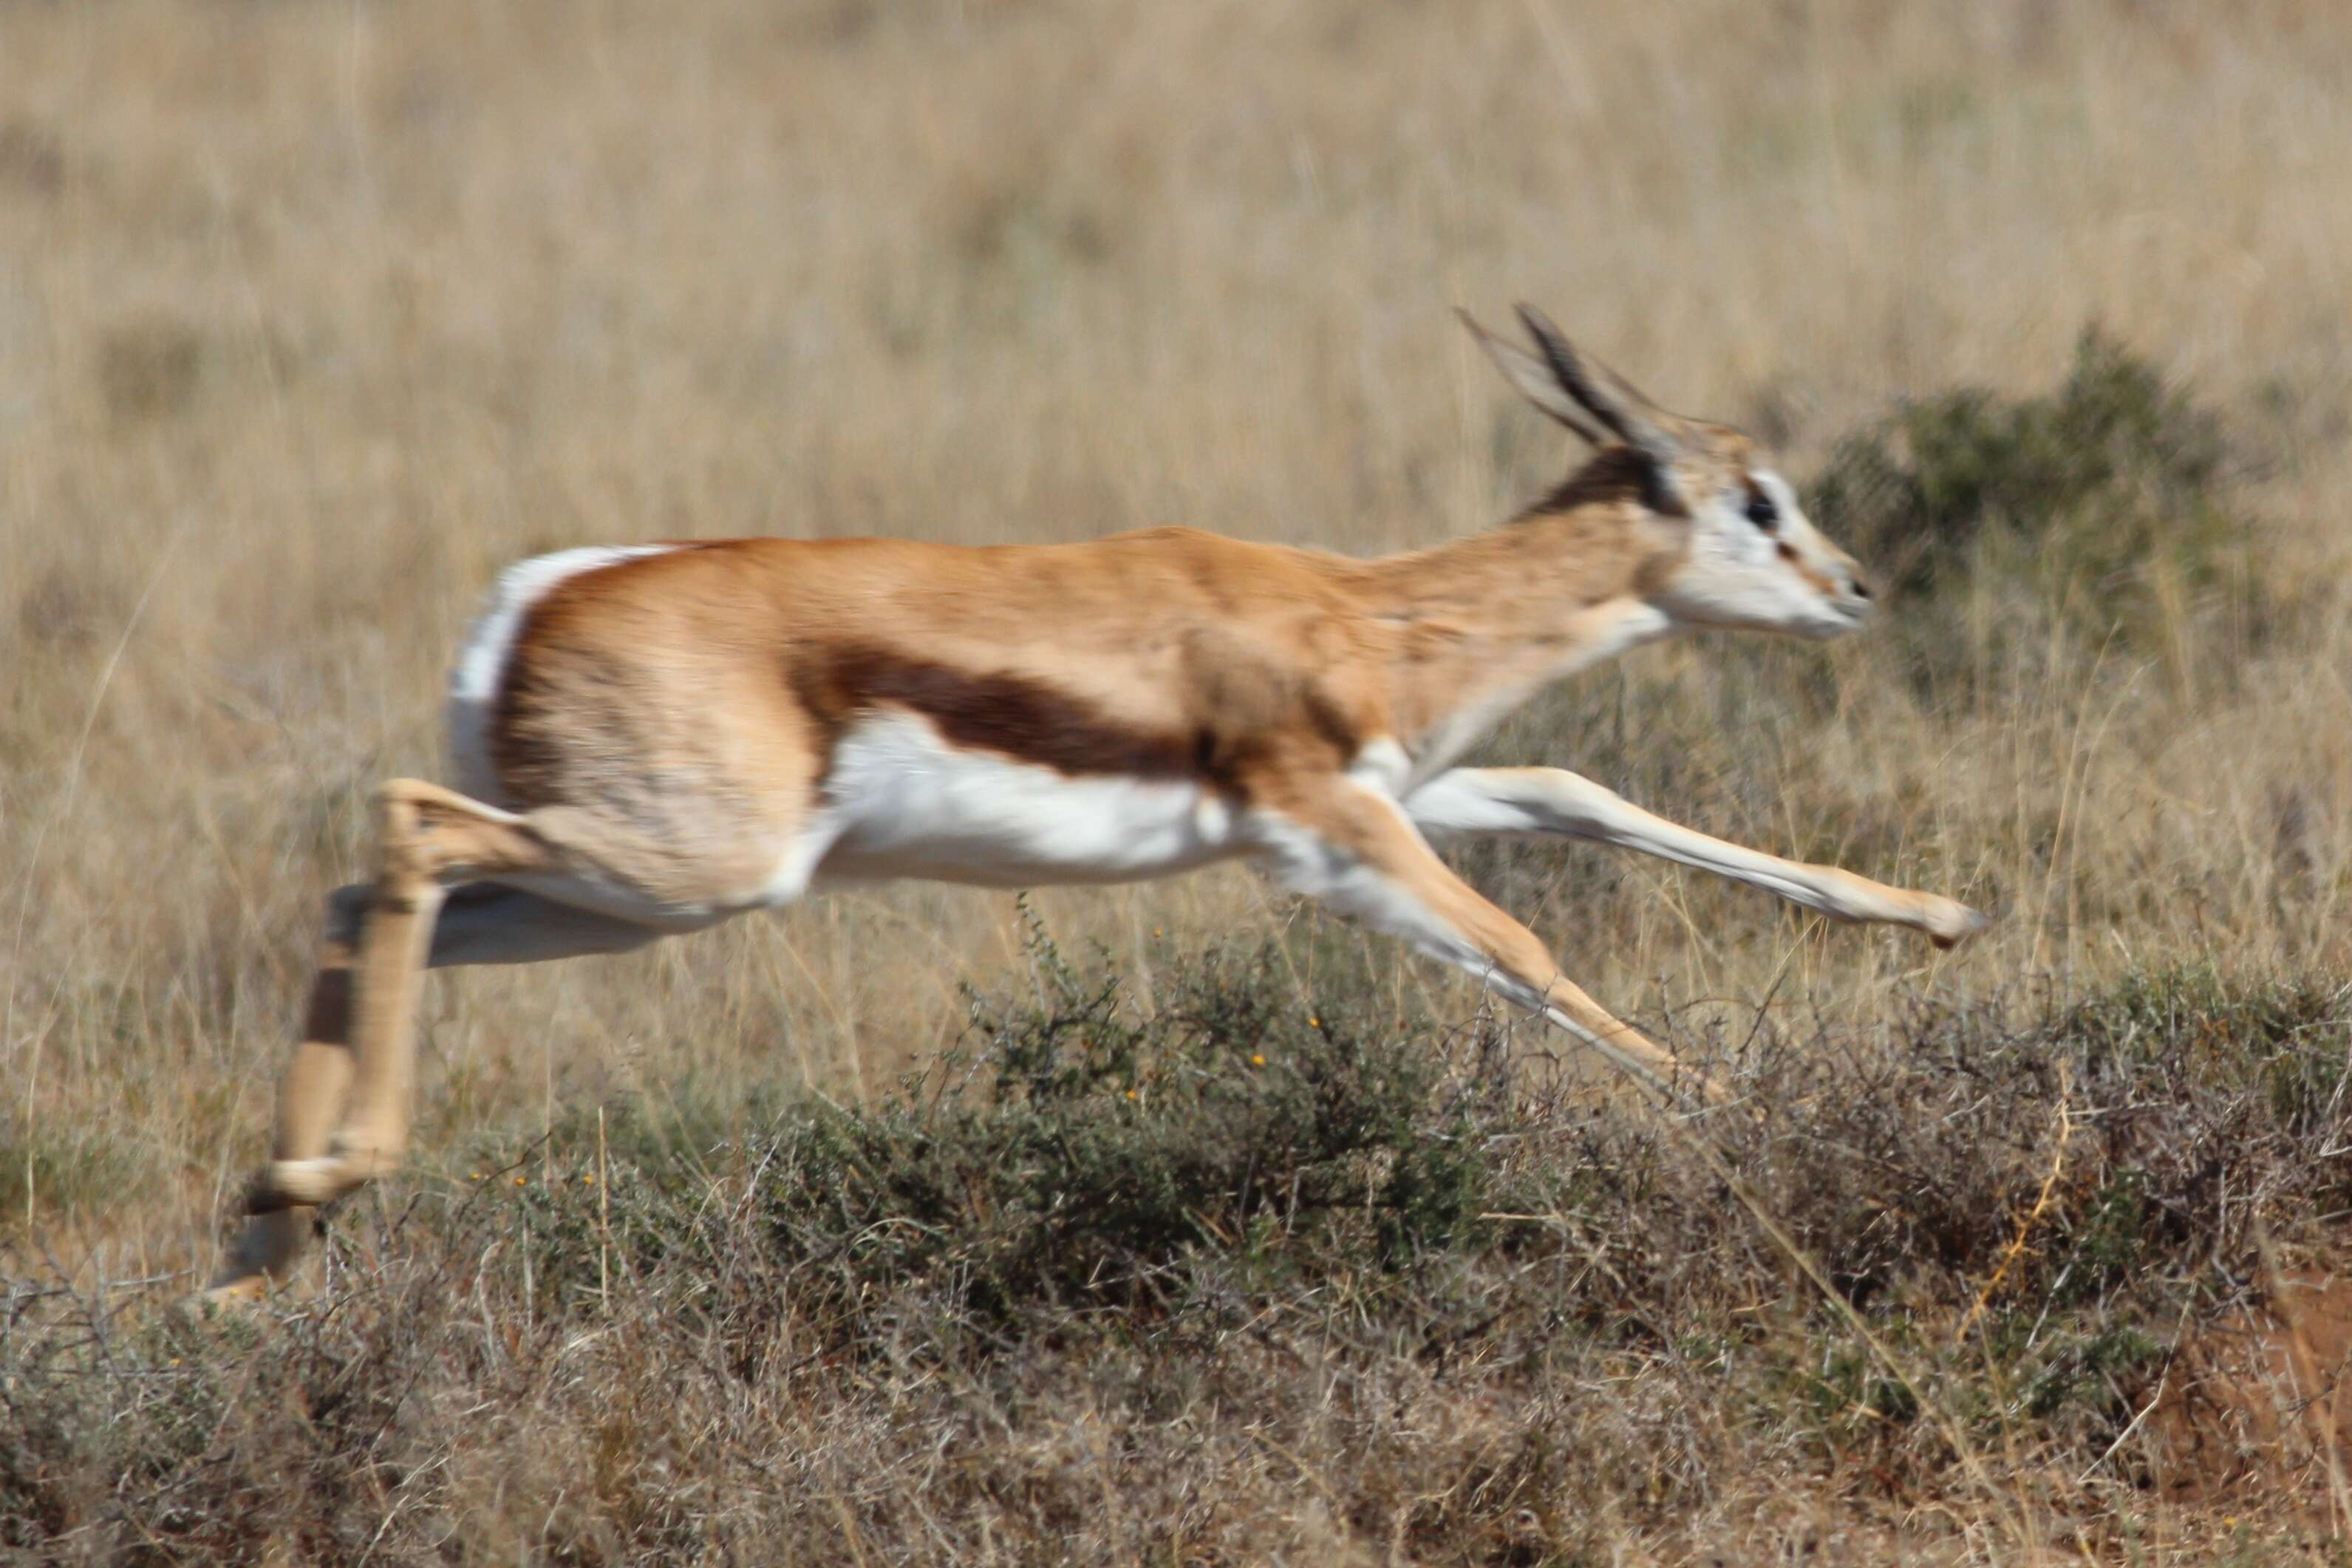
[{"x1": 809, "y1": 714, "x2": 1246, "y2": 889}]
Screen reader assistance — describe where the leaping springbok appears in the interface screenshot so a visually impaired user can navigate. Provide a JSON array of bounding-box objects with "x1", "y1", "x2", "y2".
[{"x1": 213, "y1": 305, "x2": 1986, "y2": 1297}]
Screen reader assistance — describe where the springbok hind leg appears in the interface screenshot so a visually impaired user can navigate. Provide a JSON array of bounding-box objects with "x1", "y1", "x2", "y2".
[
  {"x1": 207, "y1": 883, "x2": 675, "y2": 1299},
  {"x1": 205, "y1": 898, "x2": 364, "y2": 1299},
  {"x1": 210, "y1": 783, "x2": 500, "y2": 1300},
  {"x1": 211, "y1": 780, "x2": 762, "y2": 1299},
  {"x1": 246, "y1": 780, "x2": 554, "y2": 1216}
]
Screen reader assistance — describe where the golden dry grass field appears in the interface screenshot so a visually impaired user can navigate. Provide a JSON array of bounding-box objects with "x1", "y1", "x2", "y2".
[{"x1": 7, "y1": 0, "x2": 2352, "y2": 1559}]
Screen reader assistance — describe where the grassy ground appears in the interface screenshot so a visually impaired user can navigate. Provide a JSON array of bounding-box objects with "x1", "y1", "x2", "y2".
[
  {"x1": 6, "y1": 0, "x2": 2352, "y2": 1558},
  {"x1": 12, "y1": 941, "x2": 2352, "y2": 1560}
]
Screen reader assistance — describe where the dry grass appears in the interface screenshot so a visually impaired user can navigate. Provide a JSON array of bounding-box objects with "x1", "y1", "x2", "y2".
[
  {"x1": 6, "y1": 0, "x2": 2352, "y2": 1558},
  {"x1": 12, "y1": 944, "x2": 2352, "y2": 1562}
]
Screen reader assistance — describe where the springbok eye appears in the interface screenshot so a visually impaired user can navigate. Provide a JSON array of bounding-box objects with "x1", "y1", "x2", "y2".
[{"x1": 1743, "y1": 488, "x2": 1779, "y2": 530}]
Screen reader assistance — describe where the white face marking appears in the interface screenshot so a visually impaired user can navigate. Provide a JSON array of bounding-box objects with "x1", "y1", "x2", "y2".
[
  {"x1": 811, "y1": 713, "x2": 1245, "y2": 888},
  {"x1": 1654, "y1": 467, "x2": 1869, "y2": 641},
  {"x1": 445, "y1": 545, "x2": 675, "y2": 804}
]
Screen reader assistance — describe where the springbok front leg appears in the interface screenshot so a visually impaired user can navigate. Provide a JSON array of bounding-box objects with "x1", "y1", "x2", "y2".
[
  {"x1": 1255, "y1": 774, "x2": 1723, "y2": 1103},
  {"x1": 1406, "y1": 766, "x2": 1988, "y2": 949}
]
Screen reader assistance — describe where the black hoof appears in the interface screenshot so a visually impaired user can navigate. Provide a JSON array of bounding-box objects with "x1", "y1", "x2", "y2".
[{"x1": 244, "y1": 1176, "x2": 296, "y2": 1216}]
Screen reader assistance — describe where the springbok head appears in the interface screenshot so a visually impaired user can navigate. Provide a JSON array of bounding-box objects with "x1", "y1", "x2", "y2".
[{"x1": 1462, "y1": 303, "x2": 1873, "y2": 641}]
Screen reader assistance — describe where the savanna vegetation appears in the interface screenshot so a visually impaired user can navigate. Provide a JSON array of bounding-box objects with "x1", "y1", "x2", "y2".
[{"x1": 7, "y1": 1, "x2": 2352, "y2": 1559}]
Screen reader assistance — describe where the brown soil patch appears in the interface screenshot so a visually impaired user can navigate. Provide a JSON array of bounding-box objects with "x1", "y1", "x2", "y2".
[{"x1": 2147, "y1": 1272, "x2": 2352, "y2": 1507}]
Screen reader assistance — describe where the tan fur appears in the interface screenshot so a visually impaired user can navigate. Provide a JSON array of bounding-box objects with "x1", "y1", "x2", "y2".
[{"x1": 212, "y1": 307, "x2": 1977, "y2": 1297}]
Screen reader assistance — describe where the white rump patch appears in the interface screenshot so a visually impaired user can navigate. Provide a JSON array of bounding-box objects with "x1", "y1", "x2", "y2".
[
  {"x1": 808, "y1": 713, "x2": 1244, "y2": 890},
  {"x1": 444, "y1": 545, "x2": 675, "y2": 804}
]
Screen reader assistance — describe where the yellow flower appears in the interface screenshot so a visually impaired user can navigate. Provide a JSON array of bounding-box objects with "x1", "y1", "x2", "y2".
[
  {"x1": 1250, "y1": 1054, "x2": 1266, "y2": 1067},
  {"x1": 1308, "y1": 1016, "x2": 1320, "y2": 1029},
  {"x1": 514, "y1": 1176, "x2": 526, "y2": 1186}
]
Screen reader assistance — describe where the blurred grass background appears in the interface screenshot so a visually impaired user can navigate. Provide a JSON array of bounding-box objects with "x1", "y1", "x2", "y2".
[
  {"x1": 6, "y1": 0, "x2": 2350, "y2": 1278},
  {"x1": 4, "y1": 1, "x2": 2352, "y2": 1552}
]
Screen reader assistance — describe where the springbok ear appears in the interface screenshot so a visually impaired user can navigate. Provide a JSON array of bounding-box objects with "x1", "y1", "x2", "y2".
[
  {"x1": 1511, "y1": 304, "x2": 1688, "y2": 489},
  {"x1": 1456, "y1": 307, "x2": 1604, "y2": 445}
]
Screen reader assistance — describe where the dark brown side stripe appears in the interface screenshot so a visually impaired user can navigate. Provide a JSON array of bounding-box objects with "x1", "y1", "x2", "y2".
[{"x1": 792, "y1": 644, "x2": 1207, "y2": 784}]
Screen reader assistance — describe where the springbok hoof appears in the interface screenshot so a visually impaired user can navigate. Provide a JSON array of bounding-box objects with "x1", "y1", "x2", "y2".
[
  {"x1": 251, "y1": 1148, "x2": 396, "y2": 1212},
  {"x1": 200, "y1": 1207, "x2": 312, "y2": 1306},
  {"x1": 1925, "y1": 899, "x2": 1993, "y2": 951}
]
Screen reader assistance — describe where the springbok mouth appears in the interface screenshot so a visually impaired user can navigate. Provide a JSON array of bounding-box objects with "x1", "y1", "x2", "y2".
[{"x1": 1804, "y1": 600, "x2": 1872, "y2": 640}]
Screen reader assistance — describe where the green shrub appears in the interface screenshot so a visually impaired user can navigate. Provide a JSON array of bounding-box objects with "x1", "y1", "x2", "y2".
[
  {"x1": 1807, "y1": 327, "x2": 2250, "y2": 674},
  {"x1": 677, "y1": 914, "x2": 1497, "y2": 1339},
  {"x1": 467, "y1": 913, "x2": 1511, "y2": 1346}
]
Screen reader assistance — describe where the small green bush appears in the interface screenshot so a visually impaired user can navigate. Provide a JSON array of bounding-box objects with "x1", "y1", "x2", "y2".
[
  {"x1": 590, "y1": 913, "x2": 1501, "y2": 1342},
  {"x1": 1808, "y1": 327, "x2": 2249, "y2": 672}
]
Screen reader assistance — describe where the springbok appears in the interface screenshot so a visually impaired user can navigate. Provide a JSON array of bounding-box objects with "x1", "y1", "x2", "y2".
[{"x1": 212, "y1": 305, "x2": 1985, "y2": 1296}]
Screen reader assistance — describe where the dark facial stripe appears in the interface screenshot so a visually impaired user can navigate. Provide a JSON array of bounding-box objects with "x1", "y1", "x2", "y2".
[{"x1": 1776, "y1": 540, "x2": 1840, "y2": 598}]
